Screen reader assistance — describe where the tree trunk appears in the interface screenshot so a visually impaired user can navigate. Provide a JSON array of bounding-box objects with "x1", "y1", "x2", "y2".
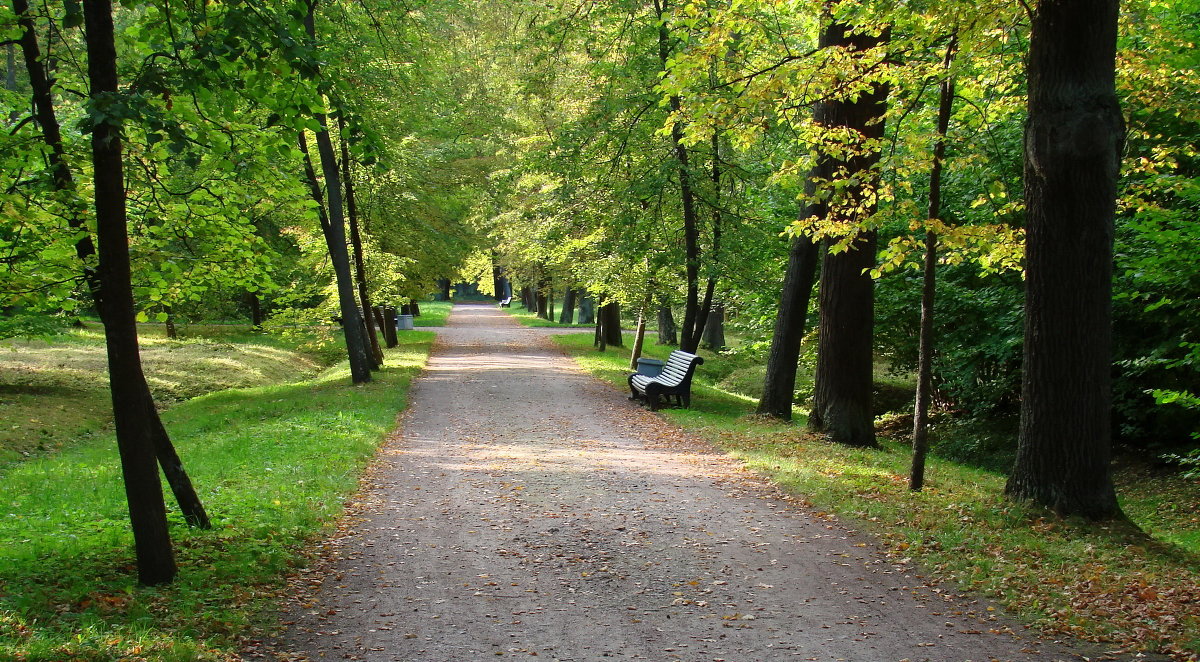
[
  {"x1": 164, "y1": 307, "x2": 176, "y2": 340},
  {"x1": 340, "y1": 120, "x2": 383, "y2": 369},
  {"x1": 701, "y1": 303, "x2": 725, "y2": 351},
  {"x1": 655, "y1": 2, "x2": 704, "y2": 353},
  {"x1": 299, "y1": 5, "x2": 370, "y2": 384},
  {"x1": 757, "y1": 233, "x2": 821, "y2": 420},
  {"x1": 630, "y1": 312, "x2": 648, "y2": 370},
  {"x1": 1005, "y1": 0, "x2": 1124, "y2": 519},
  {"x1": 248, "y1": 291, "x2": 264, "y2": 329},
  {"x1": 22, "y1": 0, "x2": 208, "y2": 530},
  {"x1": 911, "y1": 35, "x2": 957, "y2": 491},
  {"x1": 808, "y1": 15, "x2": 889, "y2": 448},
  {"x1": 560, "y1": 288, "x2": 577, "y2": 324},
  {"x1": 657, "y1": 306, "x2": 677, "y2": 346},
  {"x1": 578, "y1": 294, "x2": 595, "y2": 324},
  {"x1": 536, "y1": 288, "x2": 549, "y2": 320},
  {"x1": 83, "y1": 0, "x2": 176, "y2": 585},
  {"x1": 437, "y1": 278, "x2": 451, "y2": 301},
  {"x1": 599, "y1": 301, "x2": 623, "y2": 347}
]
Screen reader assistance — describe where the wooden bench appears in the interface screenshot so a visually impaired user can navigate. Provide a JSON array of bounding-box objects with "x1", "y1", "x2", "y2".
[{"x1": 628, "y1": 350, "x2": 704, "y2": 411}]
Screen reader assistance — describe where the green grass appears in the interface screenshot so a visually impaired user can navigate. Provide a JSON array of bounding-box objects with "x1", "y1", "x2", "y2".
[
  {"x1": 0, "y1": 325, "x2": 343, "y2": 467},
  {"x1": 556, "y1": 332, "x2": 1200, "y2": 661},
  {"x1": 411, "y1": 300, "x2": 452, "y2": 327},
  {"x1": 505, "y1": 302, "x2": 596, "y2": 328},
  {"x1": 0, "y1": 332, "x2": 435, "y2": 661}
]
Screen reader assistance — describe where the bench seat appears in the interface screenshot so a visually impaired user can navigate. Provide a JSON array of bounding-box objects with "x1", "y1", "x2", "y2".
[{"x1": 628, "y1": 350, "x2": 704, "y2": 411}]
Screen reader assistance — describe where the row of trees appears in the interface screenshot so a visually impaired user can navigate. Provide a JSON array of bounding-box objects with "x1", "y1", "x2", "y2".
[
  {"x1": 468, "y1": 0, "x2": 1198, "y2": 519},
  {"x1": 3, "y1": 0, "x2": 1198, "y2": 579},
  {"x1": 1, "y1": 0, "x2": 501, "y2": 582}
]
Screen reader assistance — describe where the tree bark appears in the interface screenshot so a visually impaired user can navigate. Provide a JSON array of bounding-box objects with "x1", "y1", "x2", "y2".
[
  {"x1": 560, "y1": 288, "x2": 577, "y2": 324},
  {"x1": 301, "y1": 2, "x2": 371, "y2": 384},
  {"x1": 757, "y1": 232, "x2": 821, "y2": 420},
  {"x1": 657, "y1": 306, "x2": 677, "y2": 346},
  {"x1": 808, "y1": 16, "x2": 889, "y2": 448},
  {"x1": 578, "y1": 294, "x2": 595, "y2": 324},
  {"x1": 83, "y1": 0, "x2": 177, "y2": 585},
  {"x1": 655, "y1": 2, "x2": 704, "y2": 353},
  {"x1": 701, "y1": 303, "x2": 725, "y2": 351},
  {"x1": 599, "y1": 301, "x2": 623, "y2": 347},
  {"x1": 1005, "y1": 0, "x2": 1124, "y2": 519},
  {"x1": 248, "y1": 291, "x2": 264, "y2": 329},
  {"x1": 21, "y1": 0, "x2": 208, "y2": 530},
  {"x1": 340, "y1": 120, "x2": 383, "y2": 368},
  {"x1": 911, "y1": 35, "x2": 957, "y2": 492}
]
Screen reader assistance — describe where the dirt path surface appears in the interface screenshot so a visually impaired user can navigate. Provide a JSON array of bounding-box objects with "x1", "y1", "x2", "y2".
[{"x1": 276, "y1": 304, "x2": 1086, "y2": 662}]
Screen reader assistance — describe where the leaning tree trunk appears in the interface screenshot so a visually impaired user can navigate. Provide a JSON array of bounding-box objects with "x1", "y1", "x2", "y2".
[
  {"x1": 84, "y1": 0, "x2": 176, "y2": 585},
  {"x1": 757, "y1": 231, "x2": 821, "y2": 420},
  {"x1": 911, "y1": 34, "x2": 957, "y2": 491},
  {"x1": 808, "y1": 16, "x2": 889, "y2": 448},
  {"x1": 21, "y1": 0, "x2": 208, "y2": 530},
  {"x1": 340, "y1": 120, "x2": 383, "y2": 369},
  {"x1": 1005, "y1": 0, "x2": 1124, "y2": 519}
]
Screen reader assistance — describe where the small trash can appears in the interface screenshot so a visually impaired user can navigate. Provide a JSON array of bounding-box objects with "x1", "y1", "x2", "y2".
[
  {"x1": 397, "y1": 314, "x2": 414, "y2": 331},
  {"x1": 635, "y1": 357, "x2": 664, "y2": 377}
]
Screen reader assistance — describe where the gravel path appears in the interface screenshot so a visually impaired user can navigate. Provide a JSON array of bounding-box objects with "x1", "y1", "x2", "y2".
[{"x1": 275, "y1": 304, "x2": 1087, "y2": 662}]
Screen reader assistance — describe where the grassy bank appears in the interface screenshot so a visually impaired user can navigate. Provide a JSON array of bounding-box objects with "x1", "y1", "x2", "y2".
[
  {"x1": 556, "y1": 333, "x2": 1200, "y2": 661},
  {"x1": 0, "y1": 332, "x2": 435, "y2": 661}
]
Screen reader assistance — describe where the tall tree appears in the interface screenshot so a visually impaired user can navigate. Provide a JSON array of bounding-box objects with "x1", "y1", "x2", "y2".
[
  {"x1": 910, "y1": 34, "x2": 958, "y2": 491},
  {"x1": 13, "y1": 0, "x2": 210, "y2": 529},
  {"x1": 83, "y1": 0, "x2": 176, "y2": 585},
  {"x1": 301, "y1": 0, "x2": 372, "y2": 384},
  {"x1": 808, "y1": 15, "x2": 889, "y2": 448},
  {"x1": 1005, "y1": 0, "x2": 1124, "y2": 519}
]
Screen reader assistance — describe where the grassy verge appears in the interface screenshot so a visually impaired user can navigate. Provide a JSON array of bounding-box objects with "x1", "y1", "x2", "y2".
[
  {"x1": 504, "y1": 303, "x2": 595, "y2": 328},
  {"x1": 0, "y1": 326, "x2": 345, "y2": 466},
  {"x1": 556, "y1": 333, "x2": 1200, "y2": 661},
  {"x1": 0, "y1": 332, "x2": 434, "y2": 661},
  {"x1": 410, "y1": 300, "x2": 452, "y2": 327}
]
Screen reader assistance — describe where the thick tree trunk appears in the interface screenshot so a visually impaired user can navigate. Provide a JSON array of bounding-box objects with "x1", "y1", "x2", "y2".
[
  {"x1": 536, "y1": 288, "x2": 549, "y2": 320},
  {"x1": 808, "y1": 17, "x2": 888, "y2": 448},
  {"x1": 578, "y1": 294, "x2": 595, "y2": 324},
  {"x1": 560, "y1": 288, "x2": 577, "y2": 324},
  {"x1": 701, "y1": 304, "x2": 725, "y2": 351},
  {"x1": 437, "y1": 278, "x2": 451, "y2": 301},
  {"x1": 599, "y1": 301, "x2": 623, "y2": 347},
  {"x1": 911, "y1": 35, "x2": 957, "y2": 491},
  {"x1": 84, "y1": 0, "x2": 176, "y2": 585},
  {"x1": 657, "y1": 306, "x2": 677, "y2": 346},
  {"x1": 1005, "y1": 0, "x2": 1124, "y2": 519},
  {"x1": 164, "y1": 308, "x2": 176, "y2": 340},
  {"x1": 757, "y1": 232, "x2": 821, "y2": 420},
  {"x1": 340, "y1": 121, "x2": 383, "y2": 368},
  {"x1": 23, "y1": 0, "x2": 208, "y2": 530}
]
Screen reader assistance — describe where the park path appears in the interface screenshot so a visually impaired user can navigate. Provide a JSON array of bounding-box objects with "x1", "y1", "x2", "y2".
[{"x1": 275, "y1": 304, "x2": 1084, "y2": 662}]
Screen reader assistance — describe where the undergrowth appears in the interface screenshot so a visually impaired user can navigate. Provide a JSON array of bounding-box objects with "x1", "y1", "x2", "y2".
[{"x1": 555, "y1": 332, "x2": 1200, "y2": 661}]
